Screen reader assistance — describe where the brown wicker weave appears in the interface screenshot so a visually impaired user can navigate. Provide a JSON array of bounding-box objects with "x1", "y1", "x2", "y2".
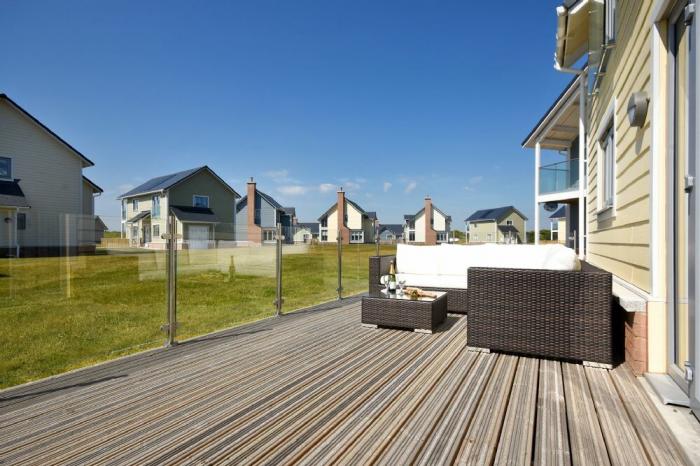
[
  {"x1": 361, "y1": 292, "x2": 447, "y2": 332},
  {"x1": 368, "y1": 255, "x2": 615, "y2": 365}
]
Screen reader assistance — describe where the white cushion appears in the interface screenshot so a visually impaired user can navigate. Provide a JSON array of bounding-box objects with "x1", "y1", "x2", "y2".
[
  {"x1": 396, "y1": 244, "x2": 441, "y2": 275},
  {"x1": 396, "y1": 272, "x2": 467, "y2": 290}
]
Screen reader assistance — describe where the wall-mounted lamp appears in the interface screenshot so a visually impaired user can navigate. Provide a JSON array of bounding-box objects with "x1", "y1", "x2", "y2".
[
  {"x1": 4, "y1": 217, "x2": 12, "y2": 224},
  {"x1": 627, "y1": 91, "x2": 649, "y2": 127}
]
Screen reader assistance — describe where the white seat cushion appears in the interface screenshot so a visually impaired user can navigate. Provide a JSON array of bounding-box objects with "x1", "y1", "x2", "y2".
[{"x1": 396, "y1": 272, "x2": 467, "y2": 290}]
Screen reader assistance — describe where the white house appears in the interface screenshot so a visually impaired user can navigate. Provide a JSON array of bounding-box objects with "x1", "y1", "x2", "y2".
[
  {"x1": 403, "y1": 197, "x2": 451, "y2": 244},
  {"x1": 0, "y1": 94, "x2": 101, "y2": 257},
  {"x1": 318, "y1": 188, "x2": 377, "y2": 244}
]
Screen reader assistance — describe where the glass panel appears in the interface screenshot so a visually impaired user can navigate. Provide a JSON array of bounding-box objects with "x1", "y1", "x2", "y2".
[
  {"x1": 282, "y1": 224, "x2": 337, "y2": 312},
  {"x1": 674, "y1": 15, "x2": 689, "y2": 369},
  {"x1": 0, "y1": 214, "x2": 166, "y2": 389},
  {"x1": 177, "y1": 220, "x2": 276, "y2": 339},
  {"x1": 539, "y1": 159, "x2": 580, "y2": 195}
]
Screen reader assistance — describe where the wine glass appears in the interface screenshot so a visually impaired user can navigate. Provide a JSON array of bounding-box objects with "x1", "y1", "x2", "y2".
[
  {"x1": 398, "y1": 280, "x2": 406, "y2": 296},
  {"x1": 379, "y1": 275, "x2": 390, "y2": 294}
]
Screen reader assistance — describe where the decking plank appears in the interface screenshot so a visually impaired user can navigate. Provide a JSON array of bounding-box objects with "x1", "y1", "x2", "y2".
[
  {"x1": 456, "y1": 354, "x2": 519, "y2": 465},
  {"x1": 585, "y1": 366, "x2": 650, "y2": 466},
  {"x1": 563, "y1": 362, "x2": 610, "y2": 466},
  {"x1": 534, "y1": 359, "x2": 571, "y2": 466},
  {"x1": 494, "y1": 357, "x2": 539, "y2": 466},
  {"x1": 609, "y1": 364, "x2": 688, "y2": 465}
]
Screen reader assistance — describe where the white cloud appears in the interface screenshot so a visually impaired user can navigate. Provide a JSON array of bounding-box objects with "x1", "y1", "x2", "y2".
[
  {"x1": 277, "y1": 185, "x2": 309, "y2": 196},
  {"x1": 264, "y1": 169, "x2": 288, "y2": 179},
  {"x1": 383, "y1": 181, "x2": 392, "y2": 192},
  {"x1": 318, "y1": 183, "x2": 335, "y2": 193},
  {"x1": 404, "y1": 181, "x2": 417, "y2": 193},
  {"x1": 468, "y1": 175, "x2": 483, "y2": 185},
  {"x1": 344, "y1": 181, "x2": 361, "y2": 191}
]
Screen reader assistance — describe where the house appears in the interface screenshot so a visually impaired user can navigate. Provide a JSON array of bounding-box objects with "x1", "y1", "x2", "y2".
[
  {"x1": 318, "y1": 187, "x2": 377, "y2": 244},
  {"x1": 235, "y1": 178, "x2": 296, "y2": 244},
  {"x1": 118, "y1": 166, "x2": 239, "y2": 249},
  {"x1": 403, "y1": 197, "x2": 451, "y2": 244},
  {"x1": 0, "y1": 93, "x2": 101, "y2": 257},
  {"x1": 548, "y1": 206, "x2": 567, "y2": 244},
  {"x1": 465, "y1": 206, "x2": 527, "y2": 244},
  {"x1": 293, "y1": 222, "x2": 319, "y2": 243},
  {"x1": 525, "y1": 0, "x2": 700, "y2": 411},
  {"x1": 378, "y1": 224, "x2": 404, "y2": 244}
]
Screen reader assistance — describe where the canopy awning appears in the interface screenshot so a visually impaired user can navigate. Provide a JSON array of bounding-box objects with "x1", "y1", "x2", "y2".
[
  {"x1": 0, "y1": 179, "x2": 30, "y2": 208},
  {"x1": 170, "y1": 205, "x2": 218, "y2": 223},
  {"x1": 555, "y1": 0, "x2": 590, "y2": 69},
  {"x1": 127, "y1": 211, "x2": 151, "y2": 223},
  {"x1": 522, "y1": 75, "x2": 582, "y2": 151}
]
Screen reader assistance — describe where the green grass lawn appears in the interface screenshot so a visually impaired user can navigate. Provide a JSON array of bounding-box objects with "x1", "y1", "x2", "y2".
[{"x1": 0, "y1": 243, "x2": 395, "y2": 389}]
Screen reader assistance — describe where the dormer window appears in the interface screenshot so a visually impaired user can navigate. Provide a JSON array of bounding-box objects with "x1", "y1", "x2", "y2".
[
  {"x1": 193, "y1": 195, "x2": 209, "y2": 208},
  {"x1": 0, "y1": 157, "x2": 11, "y2": 180}
]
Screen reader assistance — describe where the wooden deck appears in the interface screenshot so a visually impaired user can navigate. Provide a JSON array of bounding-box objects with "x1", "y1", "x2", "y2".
[{"x1": 0, "y1": 298, "x2": 690, "y2": 465}]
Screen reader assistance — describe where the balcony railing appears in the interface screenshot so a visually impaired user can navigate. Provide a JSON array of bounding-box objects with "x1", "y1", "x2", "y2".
[{"x1": 539, "y1": 158, "x2": 579, "y2": 195}]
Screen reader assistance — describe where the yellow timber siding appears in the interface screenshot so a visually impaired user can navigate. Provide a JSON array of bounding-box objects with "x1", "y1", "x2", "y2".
[{"x1": 586, "y1": 0, "x2": 652, "y2": 292}]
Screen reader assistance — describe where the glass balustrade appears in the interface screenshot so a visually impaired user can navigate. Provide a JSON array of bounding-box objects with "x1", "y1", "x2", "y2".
[{"x1": 539, "y1": 159, "x2": 580, "y2": 195}]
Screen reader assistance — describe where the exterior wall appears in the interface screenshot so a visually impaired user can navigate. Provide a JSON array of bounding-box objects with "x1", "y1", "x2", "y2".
[
  {"x1": 293, "y1": 228, "x2": 313, "y2": 243},
  {"x1": 346, "y1": 202, "x2": 363, "y2": 230},
  {"x1": 123, "y1": 193, "x2": 167, "y2": 246},
  {"x1": 586, "y1": 0, "x2": 652, "y2": 293},
  {"x1": 323, "y1": 207, "x2": 339, "y2": 243},
  {"x1": 498, "y1": 211, "x2": 527, "y2": 243},
  {"x1": 235, "y1": 203, "x2": 248, "y2": 241},
  {"x1": 467, "y1": 221, "x2": 497, "y2": 243},
  {"x1": 556, "y1": 219, "x2": 567, "y2": 243},
  {"x1": 169, "y1": 169, "x2": 237, "y2": 242},
  {"x1": 82, "y1": 181, "x2": 95, "y2": 216},
  {"x1": 259, "y1": 196, "x2": 278, "y2": 228},
  {"x1": 413, "y1": 213, "x2": 426, "y2": 243},
  {"x1": 362, "y1": 218, "x2": 375, "y2": 243},
  {"x1": 433, "y1": 210, "x2": 447, "y2": 232},
  {"x1": 0, "y1": 99, "x2": 85, "y2": 249}
]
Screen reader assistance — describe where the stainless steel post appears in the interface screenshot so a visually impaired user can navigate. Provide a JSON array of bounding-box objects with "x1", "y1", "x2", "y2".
[
  {"x1": 275, "y1": 222, "x2": 283, "y2": 316},
  {"x1": 337, "y1": 231, "x2": 343, "y2": 300},
  {"x1": 164, "y1": 211, "x2": 178, "y2": 347},
  {"x1": 375, "y1": 231, "x2": 380, "y2": 257}
]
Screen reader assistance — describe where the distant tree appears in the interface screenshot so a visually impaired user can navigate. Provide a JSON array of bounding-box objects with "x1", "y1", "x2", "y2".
[{"x1": 526, "y1": 230, "x2": 552, "y2": 243}]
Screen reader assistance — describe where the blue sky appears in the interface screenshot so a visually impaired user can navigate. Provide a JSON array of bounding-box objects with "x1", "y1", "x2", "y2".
[{"x1": 1, "y1": 1, "x2": 570, "y2": 230}]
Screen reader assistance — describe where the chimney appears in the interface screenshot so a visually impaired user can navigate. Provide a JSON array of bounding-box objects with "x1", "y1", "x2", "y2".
[
  {"x1": 337, "y1": 187, "x2": 350, "y2": 244},
  {"x1": 424, "y1": 196, "x2": 437, "y2": 245},
  {"x1": 247, "y1": 177, "x2": 262, "y2": 243}
]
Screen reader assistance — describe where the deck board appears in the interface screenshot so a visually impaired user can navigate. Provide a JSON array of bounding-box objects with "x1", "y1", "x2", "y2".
[{"x1": 0, "y1": 299, "x2": 690, "y2": 466}]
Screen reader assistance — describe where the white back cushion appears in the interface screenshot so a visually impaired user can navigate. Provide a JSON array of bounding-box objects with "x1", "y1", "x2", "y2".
[{"x1": 396, "y1": 244, "x2": 441, "y2": 275}]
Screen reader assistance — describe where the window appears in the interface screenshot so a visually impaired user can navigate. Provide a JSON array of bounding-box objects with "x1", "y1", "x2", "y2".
[
  {"x1": 263, "y1": 230, "x2": 275, "y2": 241},
  {"x1": 605, "y1": 0, "x2": 616, "y2": 44},
  {"x1": 132, "y1": 199, "x2": 139, "y2": 211},
  {"x1": 17, "y1": 213, "x2": 26, "y2": 230},
  {"x1": 321, "y1": 218, "x2": 328, "y2": 227},
  {"x1": 0, "y1": 157, "x2": 11, "y2": 179},
  {"x1": 473, "y1": 234, "x2": 478, "y2": 241},
  {"x1": 437, "y1": 232, "x2": 447, "y2": 242},
  {"x1": 506, "y1": 220, "x2": 513, "y2": 226},
  {"x1": 487, "y1": 233, "x2": 492, "y2": 242},
  {"x1": 601, "y1": 124, "x2": 615, "y2": 209},
  {"x1": 350, "y1": 231, "x2": 364, "y2": 243},
  {"x1": 152, "y1": 195, "x2": 160, "y2": 218},
  {"x1": 193, "y1": 195, "x2": 209, "y2": 208},
  {"x1": 153, "y1": 225, "x2": 160, "y2": 238},
  {"x1": 121, "y1": 200, "x2": 127, "y2": 220},
  {"x1": 321, "y1": 231, "x2": 328, "y2": 241},
  {"x1": 409, "y1": 231, "x2": 416, "y2": 242}
]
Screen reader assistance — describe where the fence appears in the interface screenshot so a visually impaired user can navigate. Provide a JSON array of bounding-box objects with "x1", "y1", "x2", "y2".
[{"x1": 0, "y1": 210, "x2": 396, "y2": 389}]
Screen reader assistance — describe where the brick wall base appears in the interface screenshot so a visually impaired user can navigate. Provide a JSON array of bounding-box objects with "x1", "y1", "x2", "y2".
[{"x1": 624, "y1": 310, "x2": 648, "y2": 375}]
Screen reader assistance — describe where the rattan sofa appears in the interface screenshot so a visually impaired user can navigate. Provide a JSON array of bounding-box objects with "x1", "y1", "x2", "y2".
[{"x1": 369, "y1": 255, "x2": 615, "y2": 366}]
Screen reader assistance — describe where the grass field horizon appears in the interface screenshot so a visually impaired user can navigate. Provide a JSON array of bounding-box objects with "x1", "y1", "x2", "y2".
[{"x1": 0, "y1": 243, "x2": 396, "y2": 389}]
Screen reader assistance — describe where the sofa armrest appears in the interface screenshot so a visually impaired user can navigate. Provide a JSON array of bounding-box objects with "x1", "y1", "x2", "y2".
[{"x1": 369, "y1": 255, "x2": 396, "y2": 294}]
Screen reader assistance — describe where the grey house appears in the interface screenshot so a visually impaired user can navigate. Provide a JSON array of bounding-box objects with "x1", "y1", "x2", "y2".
[
  {"x1": 235, "y1": 178, "x2": 296, "y2": 244},
  {"x1": 294, "y1": 222, "x2": 319, "y2": 243},
  {"x1": 378, "y1": 224, "x2": 404, "y2": 243},
  {"x1": 465, "y1": 205, "x2": 528, "y2": 244}
]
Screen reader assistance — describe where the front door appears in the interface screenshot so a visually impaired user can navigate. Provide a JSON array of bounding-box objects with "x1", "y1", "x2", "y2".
[{"x1": 669, "y1": 2, "x2": 697, "y2": 411}]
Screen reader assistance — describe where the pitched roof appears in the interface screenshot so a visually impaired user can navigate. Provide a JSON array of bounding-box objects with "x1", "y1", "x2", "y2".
[
  {"x1": 82, "y1": 176, "x2": 103, "y2": 193},
  {"x1": 118, "y1": 166, "x2": 239, "y2": 199},
  {"x1": 404, "y1": 203, "x2": 452, "y2": 222},
  {"x1": 318, "y1": 196, "x2": 374, "y2": 221},
  {"x1": 0, "y1": 179, "x2": 30, "y2": 208},
  {"x1": 465, "y1": 206, "x2": 528, "y2": 223},
  {"x1": 236, "y1": 189, "x2": 292, "y2": 214},
  {"x1": 498, "y1": 225, "x2": 519, "y2": 234},
  {"x1": 549, "y1": 206, "x2": 567, "y2": 219},
  {"x1": 171, "y1": 205, "x2": 218, "y2": 223},
  {"x1": 281, "y1": 207, "x2": 296, "y2": 217},
  {"x1": 297, "y1": 222, "x2": 319, "y2": 231},
  {"x1": 0, "y1": 94, "x2": 94, "y2": 167},
  {"x1": 380, "y1": 224, "x2": 404, "y2": 236},
  {"x1": 127, "y1": 211, "x2": 151, "y2": 223},
  {"x1": 95, "y1": 216, "x2": 109, "y2": 231}
]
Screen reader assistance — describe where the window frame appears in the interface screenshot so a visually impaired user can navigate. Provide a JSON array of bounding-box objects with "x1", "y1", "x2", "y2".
[
  {"x1": 0, "y1": 157, "x2": 11, "y2": 180},
  {"x1": 350, "y1": 230, "x2": 364, "y2": 243},
  {"x1": 132, "y1": 199, "x2": 139, "y2": 212},
  {"x1": 605, "y1": 0, "x2": 617, "y2": 45},
  {"x1": 192, "y1": 195, "x2": 209, "y2": 208},
  {"x1": 17, "y1": 212, "x2": 26, "y2": 230},
  {"x1": 409, "y1": 231, "x2": 416, "y2": 242},
  {"x1": 151, "y1": 195, "x2": 160, "y2": 218},
  {"x1": 596, "y1": 99, "x2": 617, "y2": 217},
  {"x1": 153, "y1": 224, "x2": 160, "y2": 238}
]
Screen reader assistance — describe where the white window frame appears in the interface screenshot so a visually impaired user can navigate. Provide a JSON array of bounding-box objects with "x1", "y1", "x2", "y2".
[
  {"x1": 151, "y1": 195, "x2": 160, "y2": 218},
  {"x1": 321, "y1": 231, "x2": 328, "y2": 241},
  {"x1": 506, "y1": 220, "x2": 513, "y2": 226},
  {"x1": 487, "y1": 233, "x2": 492, "y2": 242},
  {"x1": 132, "y1": 199, "x2": 139, "y2": 211},
  {"x1": 263, "y1": 229, "x2": 275, "y2": 242},
  {"x1": 193, "y1": 195, "x2": 209, "y2": 208},
  {"x1": 596, "y1": 99, "x2": 617, "y2": 217},
  {"x1": 605, "y1": 0, "x2": 617, "y2": 45},
  {"x1": 473, "y1": 234, "x2": 479, "y2": 241},
  {"x1": 0, "y1": 156, "x2": 11, "y2": 180},
  {"x1": 350, "y1": 230, "x2": 364, "y2": 243},
  {"x1": 153, "y1": 224, "x2": 160, "y2": 238}
]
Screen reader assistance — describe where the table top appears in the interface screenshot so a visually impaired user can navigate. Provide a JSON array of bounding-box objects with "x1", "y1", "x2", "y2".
[{"x1": 366, "y1": 290, "x2": 447, "y2": 302}]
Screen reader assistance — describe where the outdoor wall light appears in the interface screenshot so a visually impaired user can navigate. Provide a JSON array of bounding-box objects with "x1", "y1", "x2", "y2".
[
  {"x1": 627, "y1": 91, "x2": 649, "y2": 127},
  {"x1": 3, "y1": 217, "x2": 12, "y2": 224}
]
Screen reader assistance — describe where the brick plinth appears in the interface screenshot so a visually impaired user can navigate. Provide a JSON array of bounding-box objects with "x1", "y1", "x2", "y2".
[{"x1": 624, "y1": 310, "x2": 648, "y2": 375}]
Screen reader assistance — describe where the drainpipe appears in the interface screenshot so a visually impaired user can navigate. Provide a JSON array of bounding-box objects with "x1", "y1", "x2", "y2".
[{"x1": 15, "y1": 207, "x2": 19, "y2": 258}]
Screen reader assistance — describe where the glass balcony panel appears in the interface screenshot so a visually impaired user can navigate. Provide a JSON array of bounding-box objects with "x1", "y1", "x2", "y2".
[{"x1": 539, "y1": 159, "x2": 580, "y2": 195}]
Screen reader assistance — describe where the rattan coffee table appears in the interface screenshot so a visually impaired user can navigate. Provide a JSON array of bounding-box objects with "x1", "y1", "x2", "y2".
[{"x1": 361, "y1": 290, "x2": 447, "y2": 334}]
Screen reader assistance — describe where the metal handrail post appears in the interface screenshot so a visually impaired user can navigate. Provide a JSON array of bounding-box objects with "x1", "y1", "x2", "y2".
[
  {"x1": 275, "y1": 222, "x2": 283, "y2": 316},
  {"x1": 337, "y1": 231, "x2": 343, "y2": 300},
  {"x1": 163, "y1": 211, "x2": 178, "y2": 347}
]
